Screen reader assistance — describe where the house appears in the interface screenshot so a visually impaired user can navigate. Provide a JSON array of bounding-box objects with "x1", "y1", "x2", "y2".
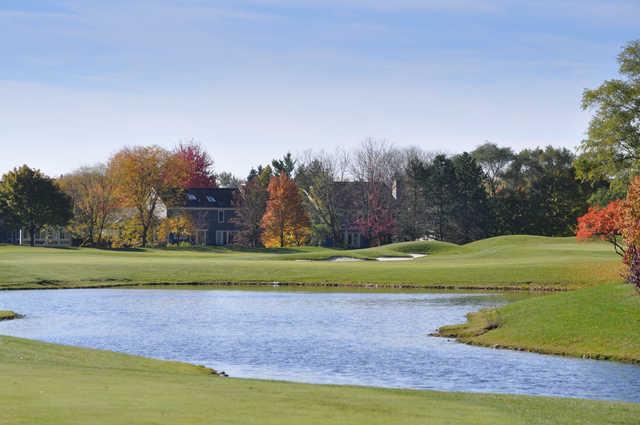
[
  {"x1": 166, "y1": 188, "x2": 240, "y2": 246},
  {"x1": 0, "y1": 224, "x2": 71, "y2": 247}
]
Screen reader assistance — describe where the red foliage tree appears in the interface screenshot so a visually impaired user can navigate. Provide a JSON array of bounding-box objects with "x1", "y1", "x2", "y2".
[
  {"x1": 356, "y1": 184, "x2": 395, "y2": 246},
  {"x1": 576, "y1": 200, "x2": 624, "y2": 256},
  {"x1": 175, "y1": 141, "x2": 216, "y2": 188}
]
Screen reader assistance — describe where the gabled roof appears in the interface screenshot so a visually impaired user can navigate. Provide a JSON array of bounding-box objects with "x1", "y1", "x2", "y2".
[{"x1": 173, "y1": 188, "x2": 238, "y2": 209}]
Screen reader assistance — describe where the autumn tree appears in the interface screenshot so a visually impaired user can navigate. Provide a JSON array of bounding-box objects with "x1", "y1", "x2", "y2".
[
  {"x1": 260, "y1": 174, "x2": 310, "y2": 247},
  {"x1": 0, "y1": 165, "x2": 73, "y2": 246},
  {"x1": 59, "y1": 164, "x2": 117, "y2": 246},
  {"x1": 158, "y1": 213, "x2": 195, "y2": 246},
  {"x1": 108, "y1": 146, "x2": 188, "y2": 247},
  {"x1": 576, "y1": 201, "x2": 624, "y2": 256},
  {"x1": 620, "y1": 177, "x2": 640, "y2": 289},
  {"x1": 175, "y1": 141, "x2": 216, "y2": 188},
  {"x1": 356, "y1": 183, "x2": 395, "y2": 246}
]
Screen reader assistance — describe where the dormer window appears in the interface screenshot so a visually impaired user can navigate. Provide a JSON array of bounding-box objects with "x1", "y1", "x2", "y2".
[
  {"x1": 207, "y1": 196, "x2": 216, "y2": 203},
  {"x1": 186, "y1": 193, "x2": 197, "y2": 201}
]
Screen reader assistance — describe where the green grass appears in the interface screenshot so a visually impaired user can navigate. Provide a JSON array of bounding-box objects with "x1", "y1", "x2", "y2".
[
  {"x1": 0, "y1": 235, "x2": 622, "y2": 290},
  {"x1": 1, "y1": 335, "x2": 638, "y2": 425},
  {"x1": 437, "y1": 284, "x2": 640, "y2": 363}
]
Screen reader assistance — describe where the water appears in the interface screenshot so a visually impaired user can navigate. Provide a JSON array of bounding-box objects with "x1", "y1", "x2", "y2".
[{"x1": 1, "y1": 288, "x2": 639, "y2": 403}]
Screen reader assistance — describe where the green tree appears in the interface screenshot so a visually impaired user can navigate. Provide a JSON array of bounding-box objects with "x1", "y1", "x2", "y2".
[
  {"x1": 575, "y1": 40, "x2": 640, "y2": 203},
  {"x1": 471, "y1": 142, "x2": 514, "y2": 198},
  {"x1": 452, "y1": 153, "x2": 489, "y2": 243},
  {"x1": 272, "y1": 152, "x2": 297, "y2": 177},
  {"x1": 0, "y1": 165, "x2": 73, "y2": 246},
  {"x1": 498, "y1": 147, "x2": 589, "y2": 236},
  {"x1": 420, "y1": 155, "x2": 458, "y2": 241}
]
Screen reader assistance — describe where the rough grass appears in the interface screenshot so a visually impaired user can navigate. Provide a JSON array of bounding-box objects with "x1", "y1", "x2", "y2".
[
  {"x1": 0, "y1": 235, "x2": 622, "y2": 290},
  {"x1": 1, "y1": 335, "x2": 638, "y2": 425},
  {"x1": 437, "y1": 284, "x2": 640, "y2": 363}
]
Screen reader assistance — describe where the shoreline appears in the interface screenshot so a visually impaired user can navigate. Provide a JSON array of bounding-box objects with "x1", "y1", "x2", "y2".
[{"x1": 0, "y1": 280, "x2": 572, "y2": 292}]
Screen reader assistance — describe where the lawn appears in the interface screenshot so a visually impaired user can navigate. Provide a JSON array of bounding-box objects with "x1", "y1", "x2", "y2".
[
  {"x1": 437, "y1": 284, "x2": 640, "y2": 363},
  {"x1": 0, "y1": 235, "x2": 622, "y2": 290},
  {"x1": 1, "y1": 335, "x2": 638, "y2": 425}
]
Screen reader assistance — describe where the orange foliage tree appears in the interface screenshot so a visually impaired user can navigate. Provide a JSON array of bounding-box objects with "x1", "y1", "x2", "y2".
[
  {"x1": 620, "y1": 177, "x2": 640, "y2": 288},
  {"x1": 576, "y1": 200, "x2": 624, "y2": 256},
  {"x1": 108, "y1": 146, "x2": 188, "y2": 247},
  {"x1": 260, "y1": 174, "x2": 310, "y2": 247}
]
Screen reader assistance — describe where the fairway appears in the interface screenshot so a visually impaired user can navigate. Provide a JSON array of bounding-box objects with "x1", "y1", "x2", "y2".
[
  {"x1": 1, "y1": 335, "x2": 638, "y2": 425},
  {"x1": 0, "y1": 235, "x2": 622, "y2": 290}
]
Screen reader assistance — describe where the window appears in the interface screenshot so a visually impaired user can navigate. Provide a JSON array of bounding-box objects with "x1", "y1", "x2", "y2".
[
  {"x1": 206, "y1": 195, "x2": 216, "y2": 203},
  {"x1": 216, "y1": 231, "x2": 236, "y2": 246},
  {"x1": 187, "y1": 193, "x2": 197, "y2": 201},
  {"x1": 218, "y1": 210, "x2": 224, "y2": 223}
]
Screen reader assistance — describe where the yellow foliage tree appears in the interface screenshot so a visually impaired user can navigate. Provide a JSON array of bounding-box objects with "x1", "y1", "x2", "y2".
[
  {"x1": 108, "y1": 146, "x2": 188, "y2": 247},
  {"x1": 260, "y1": 174, "x2": 310, "y2": 247},
  {"x1": 158, "y1": 214, "x2": 195, "y2": 246}
]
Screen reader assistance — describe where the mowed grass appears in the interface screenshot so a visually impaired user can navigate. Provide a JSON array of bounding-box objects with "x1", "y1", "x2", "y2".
[
  {"x1": 1, "y1": 335, "x2": 638, "y2": 425},
  {"x1": 0, "y1": 235, "x2": 622, "y2": 290},
  {"x1": 438, "y1": 284, "x2": 640, "y2": 363}
]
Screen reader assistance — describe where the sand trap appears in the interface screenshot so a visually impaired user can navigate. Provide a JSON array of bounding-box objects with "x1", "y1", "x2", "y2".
[
  {"x1": 376, "y1": 254, "x2": 426, "y2": 262},
  {"x1": 327, "y1": 256, "x2": 365, "y2": 262}
]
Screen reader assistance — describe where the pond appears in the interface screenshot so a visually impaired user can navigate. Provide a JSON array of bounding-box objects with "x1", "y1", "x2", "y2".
[{"x1": 1, "y1": 288, "x2": 639, "y2": 402}]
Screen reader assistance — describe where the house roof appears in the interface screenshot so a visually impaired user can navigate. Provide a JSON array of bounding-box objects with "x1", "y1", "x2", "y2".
[{"x1": 174, "y1": 188, "x2": 238, "y2": 209}]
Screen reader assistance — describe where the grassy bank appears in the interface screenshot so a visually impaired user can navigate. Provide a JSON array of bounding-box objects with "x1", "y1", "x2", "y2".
[
  {"x1": 0, "y1": 335, "x2": 638, "y2": 425},
  {"x1": 0, "y1": 310, "x2": 19, "y2": 321},
  {"x1": 437, "y1": 284, "x2": 640, "y2": 363},
  {"x1": 0, "y1": 235, "x2": 622, "y2": 290}
]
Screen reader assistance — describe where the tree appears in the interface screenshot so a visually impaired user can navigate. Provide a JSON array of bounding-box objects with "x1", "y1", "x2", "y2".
[
  {"x1": 420, "y1": 155, "x2": 458, "y2": 241},
  {"x1": 576, "y1": 200, "x2": 624, "y2": 256},
  {"x1": 497, "y1": 147, "x2": 590, "y2": 236},
  {"x1": 396, "y1": 148, "x2": 431, "y2": 241},
  {"x1": 271, "y1": 152, "x2": 297, "y2": 177},
  {"x1": 261, "y1": 174, "x2": 310, "y2": 247},
  {"x1": 108, "y1": 146, "x2": 188, "y2": 247},
  {"x1": 355, "y1": 183, "x2": 395, "y2": 246},
  {"x1": 296, "y1": 151, "x2": 347, "y2": 246},
  {"x1": 0, "y1": 165, "x2": 73, "y2": 246},
  {"x1": 620, "y1": 177, "x2": 640, "y2": 289},
  {"x1": 158, "y1": 214, "x2": 195, "y2": 246},
  {"x1": 231, "y1": 178, "x2": 268, "y2": 247},
  {"x1": 452, "y1": 153, "x2": 489, "y2": 243},
  {"x1": 58, "y1": 165, "x2": 117, "y2": 246},
  {"x1": 471, "y1": 142, "x2": 514, "y2": 198},
  {"x1": 216, "y1": 171, "x2": 243, "y2": 188},
  {"x1": 575, "y1": 40, "x2": 640, "y2": 202},
  {"x1": 175, "y1": 141, "x2": 216, "y2": 188}
]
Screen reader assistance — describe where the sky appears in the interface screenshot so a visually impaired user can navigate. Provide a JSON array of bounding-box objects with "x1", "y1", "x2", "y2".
[{"x1": 0, "y1": 0, "x2": 638, "y2": 178}]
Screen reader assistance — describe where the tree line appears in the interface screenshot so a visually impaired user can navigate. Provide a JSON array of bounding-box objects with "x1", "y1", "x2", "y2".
[
  {"x1": 1, "y1": 39, "x2": 638, "y2": 263},
  {"x1": 0, "y1": 138, "x2": 593, "y2": 249}
]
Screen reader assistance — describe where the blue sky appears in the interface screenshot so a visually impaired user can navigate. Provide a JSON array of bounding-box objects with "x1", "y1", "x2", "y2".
[{"x1": 1, "y1": 0, "x2": 638, "y2": 177}]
